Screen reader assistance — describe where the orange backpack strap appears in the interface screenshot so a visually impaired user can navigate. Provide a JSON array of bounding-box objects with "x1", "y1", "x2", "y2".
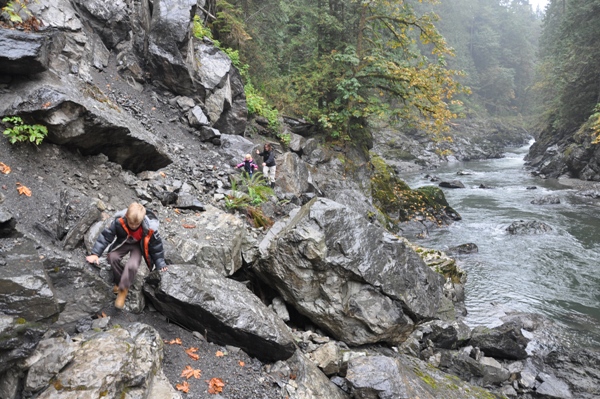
[
  {"x1": 118, "y1": 218, "x2": 131, "y2": 236},
  {"x1": 143, "y1": 229, "x2": 154, "y2": 266}
]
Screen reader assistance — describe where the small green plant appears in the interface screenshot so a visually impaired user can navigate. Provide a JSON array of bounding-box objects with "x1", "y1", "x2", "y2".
[
  {"x1": 225, "y1": 172, "x2": 274, "y2": 228},
  {"x1": 246, "y1": 83, "x2": 280, "y2": 129},
  {"x1": 193, "y1": 15, "x2": 214, "y2": 41},
  {"x1": 589, "y1": 103, "x2": 600, "y2": 144},
  {"x1": 1, "y1": 0, "x2": 42, "y2": 30},
  {"x1": 277, "y1": 132, "x2": 291, "y2": 147},
  {"x1": 2, "y1": 116, "x2": 48, "y2": 145},
  {"x1": 225, "y1": 172, "x2": 274, "y2": 210}
]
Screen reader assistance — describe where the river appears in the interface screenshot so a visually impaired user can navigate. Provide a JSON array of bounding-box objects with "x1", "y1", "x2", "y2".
[{"x1": 403, "y1": 141, "x2": 600, "y2": 349}]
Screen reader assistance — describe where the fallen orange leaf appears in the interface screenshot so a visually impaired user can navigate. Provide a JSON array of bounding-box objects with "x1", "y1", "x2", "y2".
[
  {"x1": 182, "y1": 224, "x2": 196, "y2": 229},
  {"x1": 165, "y1": 338, "x2": 182, "y2": 345},
  {"x1": 238, "y1": 360, "x2": 245, "y2": 367},
  {"x1": 181, "y1": 365, "x2": 202, "y2": 379},
  {"x1": 174, "y1": 209, "x2": 181, "y2": 214},
  {"x1": 0, "y1": 162, "x2": 10, "y2": 174},
  {"x1": 16, "y1": 183, "x2": 31, "y2": 197},
  {"x1": 98, "y1": 311, "x2": 107, "y2": 318},
  {"x1": 175, "y1": 381, "x2": 189, "y2": 393},
  {"x1": 160, "y1": 172, "x2": 166, "y2": 178},
  {"x1": 42, "y1": 101, "x2": 52, "y2": 108},
  {"x1": 207, "y1": 378, "x2": 225, "y2": 394},
  {"x1": 215, "y1": 351, "x2": 224, "y2": 357},
  {"x1": 185, "y1": 347, "x2": 199, "y2": 361}
]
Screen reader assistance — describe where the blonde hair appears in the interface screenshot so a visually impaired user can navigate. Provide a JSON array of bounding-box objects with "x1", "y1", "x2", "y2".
[
  {"x1": 126, "y1": 202, "x2": 146, "y2": 227},
  {"x1": 244, "y1": 153, "x2": 252, "y2": 161}
]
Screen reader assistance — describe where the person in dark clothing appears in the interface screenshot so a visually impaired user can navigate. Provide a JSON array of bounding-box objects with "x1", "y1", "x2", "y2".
[
  {"x1": 256, "y1": 143, "x2": 276, "y2": 186},
  {"x1": 236, "y1": 153, "x2": 259, "y2": 177},
  {"x1": 85, "y1": 202, "x2": 167, "y2": 309}
]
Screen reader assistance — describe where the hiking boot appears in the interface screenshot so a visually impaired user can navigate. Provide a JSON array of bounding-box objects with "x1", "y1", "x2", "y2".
[
  {"x1": 115, "y1": 288, "x2": 128, "y2": 309},
  {"x1": 113, "y1": 285, "x2": 119, "y2": 294}
]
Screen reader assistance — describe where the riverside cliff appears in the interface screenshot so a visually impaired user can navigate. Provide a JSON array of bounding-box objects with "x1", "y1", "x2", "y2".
[{"x1": 0, "y1": 1, "x2": 597, "y2": 399}]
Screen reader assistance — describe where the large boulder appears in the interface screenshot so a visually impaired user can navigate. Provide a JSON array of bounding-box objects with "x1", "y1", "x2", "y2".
[
  {"x1": 43, "y1": 254, "x2": 113, "y2": 327},
  {"x1": 0, "y1": 29, "x2": 52, "y2": 75},
  {"x1": 71, "y1": 0, "x2": 130, "y2": 49},
  {"x1": 345, "y1": 354, "x2": 503, "y2": 399},
  {"x1": 169, "y1": 205, "x2": 247, "y2": 276},
  {"x1": 255, "y1": 198, "x2": 448, "y2": 345},
  {"x1": 506, "y1": 220, "x2": 553, "y2": 235},
  {"x1": 277, "y1": 152, "x2": 310, "y2": 196},
  {"x1": 0, "y1": 77, "x2": 172, "y2": 173},
  {"x1": 143, "y1": 265, "x2": 296, "y2": 362},
  {"x1": 0, "y1": 313, "x2": 47, "y2": 375},
  {"x1": 469, "y1": 323, "x2": 529, "y2": 360},
  {"x1": 33, "y1": 324, "x2": 174, "y2": 398},
  {"x1": 0, "y1": 238, "x2": 61, "y2": 322},
  {"x1": 147, "y1": 0, "x2": 197, "y2": 95},
  {"x1": 270, "y1": 351, "x2": 349, "y2": 399}
]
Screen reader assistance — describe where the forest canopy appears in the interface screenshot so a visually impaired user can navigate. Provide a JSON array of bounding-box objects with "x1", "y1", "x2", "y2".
[
  {"x1": 534, "y1": 0, "x2": 600, "y2": 139},
  {"x1": 207, "y1": 0, "x2": 542, "y2": 137}
]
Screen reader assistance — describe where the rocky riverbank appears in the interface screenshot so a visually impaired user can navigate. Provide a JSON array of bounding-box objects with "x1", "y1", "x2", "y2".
[{"x1": 0, "y1": 1, "x2": 598, "y2": 399}]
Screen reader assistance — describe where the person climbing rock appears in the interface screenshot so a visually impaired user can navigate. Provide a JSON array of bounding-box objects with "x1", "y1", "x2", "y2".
[
  {"x1": 85, "y1": 202, "x2": 168, "y2": 309},
  {"x1": 256, "y1": 143, "x2": 276, "y2": 187}
]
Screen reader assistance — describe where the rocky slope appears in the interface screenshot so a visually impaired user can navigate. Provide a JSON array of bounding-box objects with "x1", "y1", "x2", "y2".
[{"x1": 1, "y1": 1, "x2": 598, "y2": 399}]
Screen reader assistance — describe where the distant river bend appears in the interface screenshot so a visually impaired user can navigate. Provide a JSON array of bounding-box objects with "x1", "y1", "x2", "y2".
[{"x1": 403, "y1": 141, "x2": 600, "y2": 349}]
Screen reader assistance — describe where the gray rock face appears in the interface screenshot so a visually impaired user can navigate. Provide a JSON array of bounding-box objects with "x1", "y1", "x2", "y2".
[
  {"x1": 43, "y1": 255, "x2": 113, "y2": 327},
  {"x1": 23, "y1": 335, "x2": 78, "y2": 394},
  {"x1": 0, "y1": 79, "x2": 172, "y2": 173},
  {"x1": 277, "y1": 152, "x2": 310, "y2": 196},
  {"x1": 470, "y1": 323, "x2": 529, "y2": 360},
  {"x1": 147, "y1": 0, "x2": 197, "y2": 95},
  {"x1": 419, "y1": 320, "x2": 471, "y2": 350},
  {"x1": 256, "y1": 198, "x2": 446, "y2": 345},
  {"x1": 0, "y1": 239, "x2": 61, "y2": 322},
  {"x1": 72, "y1": 0, "x2": 130, "y2": 49},
  {"x1": 272, "y1": 351, "x2": 349, "y2": 399},
  {"x1": 213, "y1": 67, "x2": 247, "y2": 135},
  {"x1": 143, "y1": 265, "x2": 296, "y2": 362},
  {"x1": 345, "y1": 354, "x2": 501, "y2": 399},
  {"x1": 35, "y1": 324, "x2": 167, "y2": 398},
  {"x1": 187, "y1": 105, "x2": 210, "y2": 127},
  {"x1": 0, "y1": 29, "x2": 51, "y2": 75},
  {"x1": 506, "y1": 220, "x2": 553, "y2": 235},
  {"x1": 0, "y1": 313, "x2": 47, "y2": 375},
  {"x1": 195, "y1": 42, "x2": 232, "y2": 91},
  {"x1": 172, "y1": 205, "x2": 245, "y2": 275}
]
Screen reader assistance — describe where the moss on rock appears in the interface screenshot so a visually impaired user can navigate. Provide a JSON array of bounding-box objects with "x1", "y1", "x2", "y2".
[{"x1": 370, "y1": 154, "x2": 460, "y2": 229}]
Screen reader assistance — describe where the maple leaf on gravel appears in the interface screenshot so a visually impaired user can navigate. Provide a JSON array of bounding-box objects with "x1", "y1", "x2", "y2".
[
  {"x1": 0, "y1": 162, "x2": 10, "y2": 174},
  {"x1": 16, "y1": 183, "x2": 31, "y2": 196},
  {"x1": 207, "y1": 378, "x2": 225, "y2": 394},
  {"x1": 238, "y1": 360, "x2": 245, "y2": 367},
  {"x1": 182, "y1": 224, "x2": 196, "y2": 229},
  {"x1": 215, "y1": 351, "x2": 224, "y2": 357},
  {"x1": 181, "y1": 365, "x2": 201, "y2": 379},
  {"x1": 165, "y1": 338, "x2": 182, "y2": 345},
  {"x1": 185, "y1": 347, "x2": 199, "y2": 361},
  {"x1": 175, "y1": 381, "x2": 189, "y2": 393}
]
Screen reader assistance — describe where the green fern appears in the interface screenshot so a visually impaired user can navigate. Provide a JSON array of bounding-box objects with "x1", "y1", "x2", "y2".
[{"x1": 226, "y1": 172, "x2": 273, "y2": 210}]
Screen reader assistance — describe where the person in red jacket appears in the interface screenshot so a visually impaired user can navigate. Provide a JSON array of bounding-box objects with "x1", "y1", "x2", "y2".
[{"x1": 86, "y1": 202, "x2": 167, "y2": 309}]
